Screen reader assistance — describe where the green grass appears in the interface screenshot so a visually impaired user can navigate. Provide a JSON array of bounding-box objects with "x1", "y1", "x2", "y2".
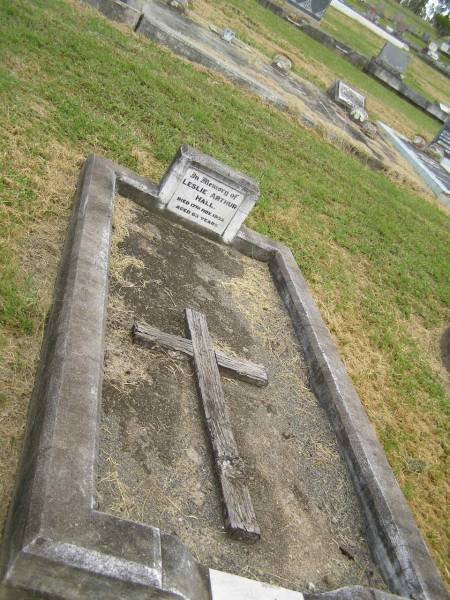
[
  {"x1": 0, "y1": 0, "x2": 448, "y2": 581},
  {"x1": 321, "y1": 6, "x2": 385, "y2": 56}
]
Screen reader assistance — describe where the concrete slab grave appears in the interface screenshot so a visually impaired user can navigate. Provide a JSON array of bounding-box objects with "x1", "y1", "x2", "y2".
[
  {"x1": 81, "y1": 0, "x2": 411, "y2": 171},
  {"x1": 0, "y1": 148, "x2": 447, "y2": 599}
]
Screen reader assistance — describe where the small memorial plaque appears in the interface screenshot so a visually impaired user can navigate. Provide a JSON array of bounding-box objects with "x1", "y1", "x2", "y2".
[
  {"x1": 166, "y1": 166, "x2": 244, "y2": 235},
  {"x1": 329, "y1": 80, "x2": 366, "y2": 111},
  {"x1": 158, "y1": 145, "x2": 259, "y2": 242}
]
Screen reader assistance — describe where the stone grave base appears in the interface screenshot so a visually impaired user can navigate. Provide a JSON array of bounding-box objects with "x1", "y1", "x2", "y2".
[
  {"x1": 97, "y1": 198, "x2": 385, "y2": 593},
  {"x1": 0, "y1": 156, "x2": 446, "y2": 599}
]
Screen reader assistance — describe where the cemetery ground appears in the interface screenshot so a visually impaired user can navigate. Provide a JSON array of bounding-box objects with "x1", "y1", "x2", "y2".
[
  {"x1": 193, "y1": 0, "x2": 449, "y2": 138},
  {"x1": 319, "y1": 7, "x2": 450, "y2": 103},
  {"x1": 0, "y1": 0, "x2": 448, "y2": 589}
]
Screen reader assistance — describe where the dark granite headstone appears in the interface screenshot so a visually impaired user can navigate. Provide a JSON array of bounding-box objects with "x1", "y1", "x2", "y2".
[
  {"x1": 374, "y1": 42, "x2": 411, "y2": 77},
  {"x1": 286, "y1": 0, "x2": 332, "y2": 21},
  {"x1": 432, "y1": 120, "x2": 450, "y2": 158}
]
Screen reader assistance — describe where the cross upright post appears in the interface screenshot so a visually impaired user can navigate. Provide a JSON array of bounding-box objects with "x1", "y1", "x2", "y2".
[{"x1": 132, "y1": 309, "x2": 268, "y2": 542}]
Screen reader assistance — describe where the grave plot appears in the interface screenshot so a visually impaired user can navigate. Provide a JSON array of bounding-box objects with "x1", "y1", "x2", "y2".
[
  {"x1": 1, "y1": 149, "x2": 446, "y2": 599},
  {"x1": 97, "y1": 197, "x2": 385, "y2": 593}
]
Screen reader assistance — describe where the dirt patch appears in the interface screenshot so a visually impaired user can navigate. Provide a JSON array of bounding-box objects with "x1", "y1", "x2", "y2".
[{"x1": 97, "y1": 197, "x2": 386, "y2": 593}]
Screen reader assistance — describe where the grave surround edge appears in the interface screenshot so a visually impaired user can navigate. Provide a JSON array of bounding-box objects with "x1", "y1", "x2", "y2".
[{"x1": 0, "y1": 155, "x2": 447, "y2": 600}]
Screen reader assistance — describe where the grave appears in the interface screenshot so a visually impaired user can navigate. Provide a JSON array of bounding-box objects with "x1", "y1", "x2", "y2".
[
  {"x1": 328, "y1": 80, "x2": 368, "y2": 122},
  {"x1": 286, "y1": 0, "x2": 332, "y2": 21},
  {"x1": 1, "y1": 147, "x2": 447, "y2": 599},
  {"x1": 373, "y1": 42, "x2": 411, "y2": 78}
]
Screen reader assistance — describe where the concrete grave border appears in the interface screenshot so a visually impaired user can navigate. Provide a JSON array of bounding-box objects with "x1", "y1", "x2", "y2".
[
  {"x1": 0, "y1": 156, "x2": 447, "y2": 599},
  {"x1": 378, "y1": 121, "x2": 450, "y2": 209}
]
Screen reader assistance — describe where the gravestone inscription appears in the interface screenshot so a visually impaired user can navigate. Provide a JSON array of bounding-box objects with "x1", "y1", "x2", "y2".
[
  {"x1": 158, "y1": 145, "x2": 259, "y2": 242},
  {"x1": 329, "y1": 80, "x2": 368, "y2": 122}
]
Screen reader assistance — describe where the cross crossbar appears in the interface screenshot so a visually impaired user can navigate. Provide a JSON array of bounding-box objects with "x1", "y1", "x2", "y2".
[{"x1": 132, "y1": 322, "x2": 268, "y2": 386}]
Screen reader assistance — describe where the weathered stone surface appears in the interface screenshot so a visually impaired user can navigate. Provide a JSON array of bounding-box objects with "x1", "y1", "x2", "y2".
[
  {"x1": 97, "y1": 0, "x2": 142, "y2": 28},
  {"x1": 1, "y1": 155, "x2": 447, "y2": 599},
  {"x1": 361, "y1": 120, "x2": 378, "y2": 139},
  {"x1": 374, "y1": 42, "x2": 411, "y2": 76},
  {"x1": 158, "y1": 145, "x2": 260, "y2": 242},
  {"x1": 329, "y1": 80, "x2": 366, "y2": 119},
  {"x1": 272, "y1": 53, "x2": 292, "y2": 75},
  {"x1": 286, "y1": 0, "x2": 332, "y2": 20},
  {"x1": 167, "y1": 0, "x2": 188, "y2": 13}
]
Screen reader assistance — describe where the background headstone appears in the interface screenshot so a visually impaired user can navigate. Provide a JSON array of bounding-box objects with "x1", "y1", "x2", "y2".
[
  {"x1": 286, "y1": 0, "x2": 332, "y2": 21},
  {"x1": 374, "y1": 42, "x2": 411, "y2": 77},
  {"x1": 329, "y1": 80, "x2": 366, "y2": 110},
  {"x1": 272, "y1": 53, "x2": 292, "y2": 75}
]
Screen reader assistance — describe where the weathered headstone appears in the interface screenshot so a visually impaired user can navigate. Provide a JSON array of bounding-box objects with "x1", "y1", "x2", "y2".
[
  {"x1": 272, "y1": 53, "x2": 292, "y2": 75},
  {"x1": 158, "y1": 145, "x2": 259, "y2": 242},
  {"x1": 426, "y1": 41, "x2": 439, "y2": 61},
  {"x1": 329, "y1": 80, "x2": 368, "y2": 122},
  {"x1": 374, "y1": 42, "x2": 411, "y2": 77},
  {"x1": 431, "y1": 120, "x2": 450, "y2": 157},
  {"x1": 286, "y1": 0, "x2": 332, "y2": 21}
]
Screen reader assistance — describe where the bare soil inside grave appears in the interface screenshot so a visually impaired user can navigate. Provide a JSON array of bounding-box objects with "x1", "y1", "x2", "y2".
[{"x1": 97, "y1": 196, "x2": 386, "y2": 593}]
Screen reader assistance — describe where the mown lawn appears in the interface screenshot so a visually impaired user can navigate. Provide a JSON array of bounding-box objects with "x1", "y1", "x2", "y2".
[
  {"x1": 0, "y1": 0, "x2": 448, "y2": 584},
  {"x1": 321, "y1": 6, "x2": 385, "y2": 57},
  {"x1": 195, "y1": 0, "x2": 442, "y2": 139},
  {"x1": 343, "y1": 0, "x2": 437, "y2": 36}
]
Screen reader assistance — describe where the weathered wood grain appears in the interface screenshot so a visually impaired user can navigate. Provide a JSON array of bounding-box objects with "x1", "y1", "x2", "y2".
[
  {"x1": 132, "y1": 322, "x2": 268, "y2": 387},
  {"x1": 185, "y1": 308, "x2": 260, "y2": 542}
]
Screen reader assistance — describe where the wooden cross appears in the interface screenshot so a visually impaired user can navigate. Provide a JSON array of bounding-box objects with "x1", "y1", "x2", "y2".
[{"x1": 132, "y1": 308, "x2": 268, "y2": 542}]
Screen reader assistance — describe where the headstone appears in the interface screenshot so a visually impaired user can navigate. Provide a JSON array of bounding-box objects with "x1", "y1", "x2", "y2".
[
  {"x1": 367, "y1": 4, "x2": 377, "y2": 21},
  {"x1": 422, "y1": 32, "x2": 430, "y2": 43},
  {"x1": 374, "y1": 42, "x2": 411, "y2": 77},
  {"x1": 426, "y1": 41, "x2": 439, "y2": 61},
  {"x1": 329, "y1": 80, "x2": 367, "y2": 122},
  {"x1": 222, "y1": 28, "x2": 235, "y2": 42},
  {"x1": 167, "y1": 0, "x2": 188, "y2": 13},
  {"x1": 286, "y1": 0, "x2": 332, "y2": 21},
  {"x1": 431, "y1": 120, "x2": 450, "y2": 158},
  {"x1": 158, "y1": 145, "x2": 259, "y2": 242},
  {"x1": 272, "y1": 53, "x2": 292, "y2": 75}
]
